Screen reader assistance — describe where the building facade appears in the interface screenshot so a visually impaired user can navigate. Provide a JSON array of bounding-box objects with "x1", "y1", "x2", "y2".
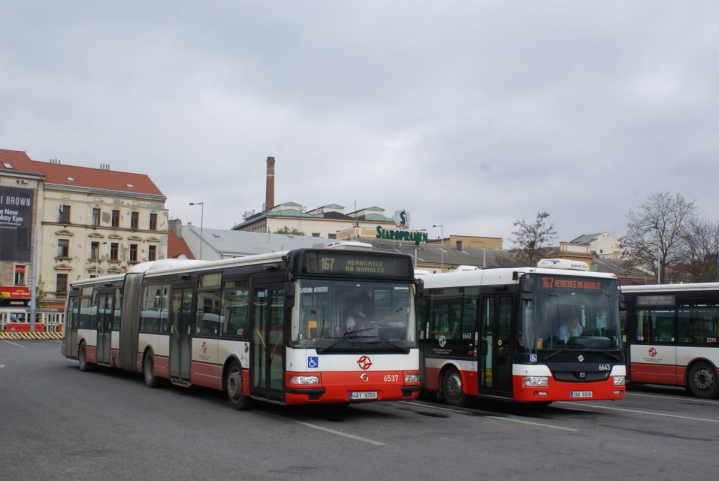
[{"x1": 0, "y1": 149, "x2": 168, "y2": 308}]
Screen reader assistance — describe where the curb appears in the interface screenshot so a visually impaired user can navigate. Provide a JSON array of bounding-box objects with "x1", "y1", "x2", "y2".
[{"x1": 0, "y1": 332, "x2": 63, "y2": 340}]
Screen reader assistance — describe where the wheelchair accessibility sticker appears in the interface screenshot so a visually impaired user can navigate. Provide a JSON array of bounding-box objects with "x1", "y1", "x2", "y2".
[
  {"x1": 530, "y1": 354, "x2": 537, "y2": 363},
  {"x1": 308, "y1": 356, "x2": 319, "y2": 369}
]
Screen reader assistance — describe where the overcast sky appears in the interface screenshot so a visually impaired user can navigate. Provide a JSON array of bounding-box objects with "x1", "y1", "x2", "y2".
[{"x1": 2, "y1": 1, "x2": 718, "y2": 246}]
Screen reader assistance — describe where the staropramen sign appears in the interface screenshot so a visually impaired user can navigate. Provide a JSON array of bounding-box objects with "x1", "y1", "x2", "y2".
[{"x1": 376, "y1": 209, "x2": 428, "y2": 242}]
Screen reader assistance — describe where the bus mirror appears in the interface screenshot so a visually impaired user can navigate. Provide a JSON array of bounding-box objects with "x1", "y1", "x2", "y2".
[
  {"x1": 619, "y1": 292, "x2": 626, "y2": 310},
  {"x1": 285, "y1": 283, "x2": 295, "y2": 307},
  {"x1": 521, "y1": 277, "x2": 534, "y2": 301}
]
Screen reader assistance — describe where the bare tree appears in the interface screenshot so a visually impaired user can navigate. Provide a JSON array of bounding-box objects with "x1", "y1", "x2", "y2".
[
  {"x1": 509, "y1": 211, "x2": 557, "y2": 267},
  {"x1": 620, "y1": 192, "x2": 696, "y2": 283},
  {"x1": 677, "y1": 218, "x2": 719, "y2": 282}
]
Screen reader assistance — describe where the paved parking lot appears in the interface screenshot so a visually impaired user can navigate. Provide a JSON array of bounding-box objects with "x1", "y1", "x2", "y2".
[{"x1": 2, "y1": 340, "x2": 717, "y2": 481}]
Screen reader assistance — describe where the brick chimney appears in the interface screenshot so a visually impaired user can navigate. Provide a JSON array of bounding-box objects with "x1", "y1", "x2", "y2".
[
  {"x1": 265, "y1": 156, "x2": 275, "y2": 211},
  {"x1": 456, "y1": 240, "x2": 463, "y2": 252}
]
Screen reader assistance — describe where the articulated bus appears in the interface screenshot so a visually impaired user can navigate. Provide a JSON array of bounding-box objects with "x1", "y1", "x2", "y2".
[
  {"x1": 621, "y1": 282, "x2": 719, "y2": 399},
  {"x1": 417, "y1": 260, "x2": 626, "y2": 406},
  {"x1": 61, "y1": 246, "x2": 421, "y2": 409}
]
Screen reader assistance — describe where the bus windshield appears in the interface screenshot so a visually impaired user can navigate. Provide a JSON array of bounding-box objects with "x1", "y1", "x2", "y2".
[
  {"x1": 519, "y1": 274, "x2": 621, "y2": 353},
  {"x1": 290, "y1": 278, "x2": 416, "y2": 350}
]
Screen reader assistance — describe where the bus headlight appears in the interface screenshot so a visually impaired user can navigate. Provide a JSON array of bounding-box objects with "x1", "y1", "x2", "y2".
[
  {"x1": 613, "y1": 376, "x2": 625, "y2": 386},
  {"x1": 522, "y1": 376, "x2": 548, "y2": 387},
  {"x1": 405, "y1": 374, "x2": 419, "y2": 383},
  {"x1": 289, "y1": 375, "x2": 320, "y2": 385}
]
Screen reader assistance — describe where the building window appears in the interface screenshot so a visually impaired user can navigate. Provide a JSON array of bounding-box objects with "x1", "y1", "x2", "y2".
[
  {"x1": 328, "y1": 234, "x2": 337, "y2": 240},
  {"x1": 14, "y1": 265, "x2": 26, "y2": 285},
  {"x1": 112, "y1": 210, "x2": 120, "y2": 227},
  {"x1": 58, "y1": 239, "x2": 69, "y2": 257},
  {"x1": 131, "y1": 212, "x2": 139, "y2": 230},
  {"x1": 130, "y1": 244, "x2": 138, "y2": 262},
  {"x1": 148, "y1": 245, "x2": 157, "y2": 261},
  {"x1": 90, "y1": 242, "x2": 99, "y2": 260},
  {"x1": 92, "y1": 208, "x2": 100, "y2": 226},
  {"x1": 110, "y1": 243, "x2": 118, "y2": 260},
  {"x1": 56, "y1": 274, "x2": 68, "y2": 293},
  {"x1": 312, "y1": 233, "x2": 320, "y2": 237},
  {"x1": 59, "y1": 205, "x2": 71, "y2": 223},
  {"x1": 149, "y1": 213, "x2": 157, "y2": 231}
]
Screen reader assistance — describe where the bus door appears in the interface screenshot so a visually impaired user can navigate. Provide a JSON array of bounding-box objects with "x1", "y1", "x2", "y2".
[
  {"x1": 250, "y1": 282, "x2": 286, "y2": 401},
  {"x1": 479, "y1": 296, "x2": 514, "y2": 395},
  {"x1": 96, "y1": 292, "x2": 114, "y2": 365},
  {"x1": 170, "y1": 286, "x2": 194, "y2": 382},
  {"x1": 66, "y1": 298, "x2": 80, "y2": 358}
]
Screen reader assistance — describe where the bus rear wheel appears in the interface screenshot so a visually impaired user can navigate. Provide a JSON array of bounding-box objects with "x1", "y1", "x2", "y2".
[
  {"x1": 443, "y1": 368, "x2": 469, "y2": 407},
  {"x1": 688, "y1": 362, "x2": 719, "y2": 399},
  {"x1": 143, "y1": 354, "x2": 163, "y2": 388},
  {"x1": 78, "y1": 343, "x2": 95, "y2": 372},
  {"x1": 226, "y1": 361, "x2": 254, "y2": 410}
]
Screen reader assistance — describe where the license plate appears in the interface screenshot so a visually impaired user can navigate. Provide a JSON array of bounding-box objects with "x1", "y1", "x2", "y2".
[
  {"x1": 349, "y1": 391, "x2": 378, "y2": 400},
  {"x1": 570, "y1": 391, "x2": 593, "y2": 398}
]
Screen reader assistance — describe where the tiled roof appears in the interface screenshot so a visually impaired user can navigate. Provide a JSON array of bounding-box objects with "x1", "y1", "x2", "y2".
[
  {"x1": 0, "y1": 148, "x2": 163, "y2": 197},
  {"x1": 168, "y1": 230, "x2": 195, "y2": 259},
  {"x1": 570, "y1": 233, "x2": 602, "y2": 244}
]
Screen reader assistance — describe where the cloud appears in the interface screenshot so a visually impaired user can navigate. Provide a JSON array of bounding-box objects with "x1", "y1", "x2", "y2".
[{"x1": 2, "y1": 1, "x2": 719, "y2": 247}]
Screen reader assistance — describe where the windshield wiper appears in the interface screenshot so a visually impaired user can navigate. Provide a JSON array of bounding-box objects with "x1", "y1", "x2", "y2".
[
  {"x1": 584, "y1": 349, "x2": 622, "y2": 361},
  {"x1": 316, "y1": 326, "x2": 379, "y2": 353},
  {"x1": 543, "y1": 346, "x2": 622, "y2": 362},
  {"x1": 367, "y1": 341, "x2": 410, "y2": 354},
  {"x1": 542, "y1": 346, "x2": 573, "y2": 362}
]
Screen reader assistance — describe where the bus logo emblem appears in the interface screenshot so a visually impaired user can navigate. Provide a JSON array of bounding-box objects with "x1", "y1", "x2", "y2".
[
  {"x1": 578, "y1": 355, "x2": 584, "y2": 362},
  {"x1": 648, "y1": 347, "x2": 657, "y2": 357},
  {"x1": 360, "y1": 373, "x2": 369, "y2": 382},
  {"x1": 357, "y1": 356, "x2": 372, "y2": 370},
  {"x1": 438, "y1": 335, "x2": 446, "y2": 348},
  {"x1": 202, "y1": 342, "x2": 208, "y2": 353}
]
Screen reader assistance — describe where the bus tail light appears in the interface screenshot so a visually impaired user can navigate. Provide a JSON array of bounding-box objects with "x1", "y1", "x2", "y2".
[
  {"x1": 522, "y1": 376, "x2": 548, "y2": 387},
  {"x1": 405, "y1": 374, "x2": 419, "y2": 383},
  {"x1": 613, "y1": 376, "x2": 625, "y2": 386},
  {"x1": 289, "y1": 375, "x2": 320, "y2": 385}
]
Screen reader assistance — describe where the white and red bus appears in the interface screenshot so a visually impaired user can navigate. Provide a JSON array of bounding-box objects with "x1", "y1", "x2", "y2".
[
  {"x1": 620, "y1": 282, "x2": 719, "y2": 399},
  {"x1": 0, "y1": 307, "x2": 64, "y2": 332},
  {"x1": 417, "y1": 260, "x2": 626, "y2": 406},
  {"x1": 61, "y1": 246, "x2": 421, "y2": 408}
]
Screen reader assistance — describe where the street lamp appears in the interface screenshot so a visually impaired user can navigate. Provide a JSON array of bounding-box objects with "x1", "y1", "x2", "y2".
[
  {"x1": 189, "y1": 202, "x2": 204, "y2": 260},
  {"x1": 433, "y1": 224, "x2": 444, "y2": 272}
]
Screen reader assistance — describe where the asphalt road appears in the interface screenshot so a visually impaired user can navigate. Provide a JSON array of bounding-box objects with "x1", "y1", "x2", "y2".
[{"x1": 2, "y1": 340, "x2": 718, "y2": 481}]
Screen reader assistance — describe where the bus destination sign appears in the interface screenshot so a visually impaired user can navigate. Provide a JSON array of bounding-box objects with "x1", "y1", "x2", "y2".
[
  {"x1": 540, "y1": 276, "x2": 605, "y2": 290},
  {"x1": 302, "y1": 252, "x2": 412, "y2": 278},
  {"x1": 636, "y1": 295, "x2": 675, "y2": 307}
]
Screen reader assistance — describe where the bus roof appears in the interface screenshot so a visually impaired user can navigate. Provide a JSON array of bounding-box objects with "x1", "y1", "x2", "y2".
[
  {"x1": 621, "y1": 282, "x2": 719, "y2": 294},
  {"x1": 417, "y1": 267, "x2": 617, "y2": 289}
]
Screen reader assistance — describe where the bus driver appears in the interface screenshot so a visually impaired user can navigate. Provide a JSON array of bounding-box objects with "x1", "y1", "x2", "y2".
[{"x1": 556, "y1": 315, "x2": 582, "y2": 342}]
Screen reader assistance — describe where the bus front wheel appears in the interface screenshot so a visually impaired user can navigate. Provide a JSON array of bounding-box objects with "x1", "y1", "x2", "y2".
[
  {"x1": 688, "y1": 362, "x2": 719, "y2": 399},
  {"x1": 78, "y1": 343, "x2": 95, "y2": 372},
  {"x1": 226, "y1": 361, "x2": 254, "y2": 410},
  {"x1": 443, "y1": 368, "x2": 469, "y2": 407}
]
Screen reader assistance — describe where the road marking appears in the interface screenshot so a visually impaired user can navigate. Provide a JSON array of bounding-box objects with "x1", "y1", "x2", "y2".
[
  {"x1": 627, "y1": 392, "x2": 719, "y2": 406},
  {"x1": 487, "y1": 416, "x2": 579, "y2": 432},
  {"x1": 3, "y1": 340, "x2": 26, "y2": 348},
  {"x1": 557, "y1": 402, "x2": 719, "y2": 423},
  {"x1": 401, "y1": 401, "x2": 576, "y2": 431},
  {"x1": 262, "y1": 413, "x2": 385, "y2": 446}
]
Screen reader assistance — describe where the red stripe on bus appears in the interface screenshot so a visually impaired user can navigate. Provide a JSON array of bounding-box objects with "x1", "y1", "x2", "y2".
[
  {"x1": 86, "y1": 345, "x2": 97, "y2": 364},
  {"x1": 512, "y1": 375, "x2": 624, "y2": 402},
  {"x1": 630, "y1": 363, "x2": 678, "y2": 385},
  {"x1": 190, "y1": 361, "x2": 223, "y2": 391},
  {"x1": 284, "y1": 370, "x2": 420, "y2": 405},
  {"x1": 155, "y1": 356, "x2": 170, "y2": 378}
]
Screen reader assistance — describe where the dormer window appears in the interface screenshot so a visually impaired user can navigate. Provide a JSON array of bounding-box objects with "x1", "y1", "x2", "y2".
[
  {"x1": 67, "y1": 177, "x2": 75, "y2": 182},
  {"x1": 2, "y1": 162, "x2": 12, "y2": 169},
  {"x1": 127, "y1": 184, "x2": 134, "y2": 189}
]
